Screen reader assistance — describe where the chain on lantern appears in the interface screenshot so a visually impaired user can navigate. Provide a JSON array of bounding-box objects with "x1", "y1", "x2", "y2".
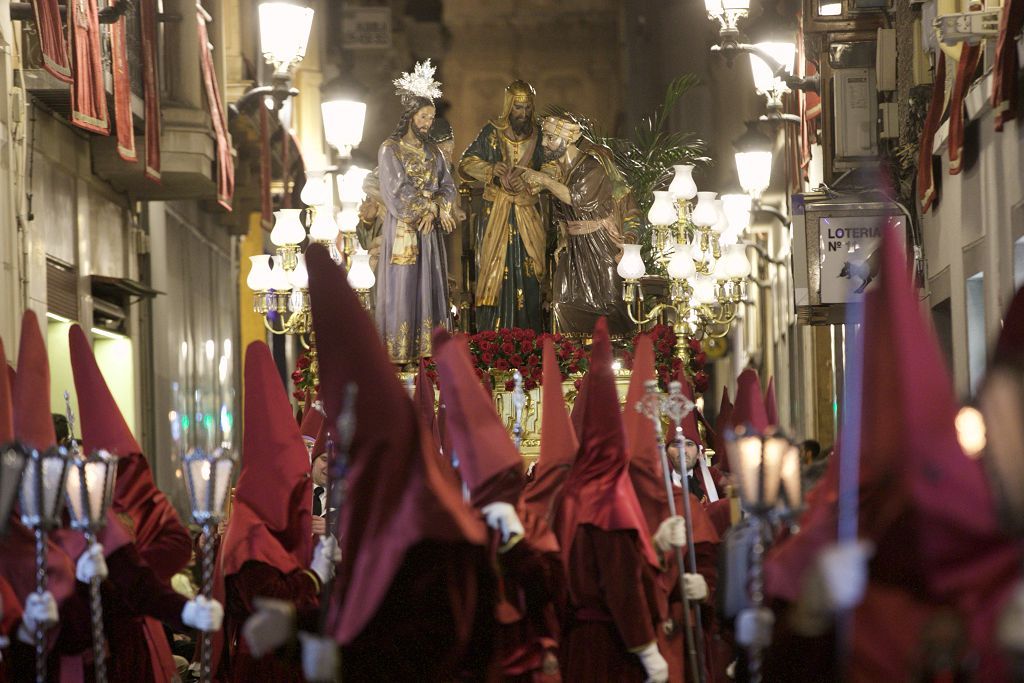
[{"x1": 617, "y1": 163, "x2": 753, "y2": 366}]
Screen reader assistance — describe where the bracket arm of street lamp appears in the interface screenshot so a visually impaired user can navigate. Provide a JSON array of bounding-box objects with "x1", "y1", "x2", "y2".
[
  {"x1": 751, "y1": 200, "x2": 791, "y2": 227},
  {"x1": 710, "y1": 42, "x2": 820, "y2": 94},
  {"x1": 234, "y1": 83, "x2": 301, "y2": 114}
]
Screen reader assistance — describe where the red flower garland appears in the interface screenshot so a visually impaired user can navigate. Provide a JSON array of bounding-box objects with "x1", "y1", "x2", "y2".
[{"x1": 421, "y1": 325, "x2": 708, "y2": 395}]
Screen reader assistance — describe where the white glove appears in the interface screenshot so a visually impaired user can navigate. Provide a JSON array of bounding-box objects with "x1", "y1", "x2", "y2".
[
  {"x1": 480, "y1": 502, "x2": 525, "y2": 544},
  {"x1": 299, "y1": 631, "x2": 339, "y2": 682},
  {"x1": 17, "y1": 591, "x2": 59, "y2": 644},
  {"x1": 182, "y1": 596, "x2": 224, "y2": 633},
  {"x1": 242, "y1": 597, "x2": 296, "y2": 658},
  {"x1": 635, "y1": 642, "x2": 669, "y2": 683},
  {"x1": 653, "y1": 516, "x2": 687, "y2": 553},
  {"x1": 735, "y1": 607, "x2": 774, "y2": 648},
  {"x1": 310, "y1": 536, "x2": 340, "y2": 585},
  {"x1": 682, "y1": 572, "x2": 709, "y2": 601},
  {"x1": 76, "y1": 542, "x2": 108, "y2": 583},
  {"x1": 816, "y1": 540, "x2": 873, "y2": 611}
]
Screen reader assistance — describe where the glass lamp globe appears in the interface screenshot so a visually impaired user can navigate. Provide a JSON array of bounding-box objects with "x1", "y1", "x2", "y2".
[
  {"x1": 721, "y1": 193, "x2": 752, "y2": 234},
  {"x1": 267, "y1": 260, "x2": 293, "y2": 292},
  {"x1": 322, "y1": 100, "x2": 368, "y2": 157},
  {"x1": 667, "y1": 244, "x2": 697, "y2": 281},
  {"x1": 723, "y1": 244, "x2": 752, "y2": 279},
  {"x1": 647, "y1": 191, "x2": 678, "y2": 226},
  {"x1": 300, "y1": 174, "x2": 330, "y2": 208},
  {"x1": 616, "y1": 244, "x2": 647, "y2": 280},
  {"x1": 749, "y1": 42, "x2": 797, "y2": 96},
  {"x1": 337, "y1": 166, "x2": 371, "y2": 204},
  {"x1": 309, "y1": 209, "x2": 340, "y2": 243},
  {"x1": 337, "y1": 206, "x2": 360, "y2": 234},
  {"x1": 692, "y1": 275, "x2": 717, "y2": 305},
  {"x1": 246, "y1": 255, "x2": 273, "y2": 292},
  {"x1": 270, "y1": 209, "x2": 307, "y2": 247},
  {"x1": 691, "y1": 192, "x2": 719, "y2": 228},
  {"x1": 347, "y1": 250, "x2": 376, "y2": 290},
  {"x1": 668, "y1": 165, "x2": 698, "y2": 201},
  {"x1": 258, "y1": 2, "x2": 315, "y2": 72},
  {"x1": 709, "y1": 199, "x2": 727, "y2": 234},
  {"x1": 288, "y1": 254, "x2": 309, "y2": 290}
]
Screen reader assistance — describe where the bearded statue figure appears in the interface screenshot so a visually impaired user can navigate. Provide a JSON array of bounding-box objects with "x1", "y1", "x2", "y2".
[
  {"x1": 375, "y1": 61, "x2": 457, "y2": 365},
  {"x1": 519, "y1": 114, "x2": 639, "y2": 336},
  {"x1": 458, "y1": 80, "x2": 549, "y2": 332}
]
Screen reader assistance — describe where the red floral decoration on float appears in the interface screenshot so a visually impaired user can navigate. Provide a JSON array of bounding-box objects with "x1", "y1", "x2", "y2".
[
  {"x1": 291, "y1": 352, "x2": 318, "y2": 402},
  {"x1": 421, "y1": 325, "x2": 708, "y2": 395}
]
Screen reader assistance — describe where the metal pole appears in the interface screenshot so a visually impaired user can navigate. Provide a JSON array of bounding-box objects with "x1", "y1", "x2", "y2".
[
  {"x1": 86, "y1": 531, "x2": 107, "y2": 683},
  {"x1": 670, "y1": 424, "x2": 708, "y2": 683},
  {"x1": 638, "y1": 384, "x2": 704, "y2": 683},
  {"x1": 199, "y1": 524, "x2": 215, "y2": 683},
  {"x1": 322, "y1": 384, "x2": 357, "y2": 634},
  {"x1": 34, "y1": 527, "x2": 46, "y2": 683},
  {"x1": 747, "y1": 515, "x2": 767, "y2": 683}
]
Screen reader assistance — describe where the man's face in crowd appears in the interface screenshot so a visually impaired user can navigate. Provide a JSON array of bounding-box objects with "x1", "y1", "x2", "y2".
[
  {"x1": 510, "y1": 100, "x2": 534, "y2": 135},
  {"x1": 410, "y1": 105, "x2": 436, "y2": 142},
  {"x1": 683, "y1": 439, "x2": 700, "y2": 471},
  {"x1": 541, "y1": 131, "x2": 568, "y2": 163},
  {"x1": 312, "y1": 453, "x2": 328, "y2": 487}
]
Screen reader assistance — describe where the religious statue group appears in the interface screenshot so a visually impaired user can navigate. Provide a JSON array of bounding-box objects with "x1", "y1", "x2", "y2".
[{"x1": 354, "y1": 60, "x2": 639, "y2": 365}]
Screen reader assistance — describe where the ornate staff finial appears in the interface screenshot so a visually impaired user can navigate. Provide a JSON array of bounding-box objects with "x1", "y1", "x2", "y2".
[{"x1": 511, "y1": 369, "x2": 526, "y2": 452}]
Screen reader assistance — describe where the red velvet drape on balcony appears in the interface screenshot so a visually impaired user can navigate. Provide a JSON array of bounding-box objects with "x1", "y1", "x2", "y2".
[
  {"x1": 141, "y1": 0, "x2": 162, "y2": 181},
  {"x1": 198, "y1": 8, "x2": 235, "y2": 210},
  {"x1": 917, "y1": 53, "x2": 946, "y2": 213},
  {"x1": 31, "y1": 0, "x2": 72, "y2": 83},
  {"x1": 69, "y1": 0, "x2": 110, "y2": 134},
  {"x1": 110, "y1": 14, "x2": 136, "y2": 162},
  {"x1": 993, "y1": 0, "x2": 1024, "y2": 132},
  {"x1": 948, "y1": 43, "x2": 982, "y2": 176}
]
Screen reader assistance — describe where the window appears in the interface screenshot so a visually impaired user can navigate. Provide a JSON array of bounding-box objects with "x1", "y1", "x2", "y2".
[{"x1": 966, "y1": 272, "x2": 985, "y2": 395}]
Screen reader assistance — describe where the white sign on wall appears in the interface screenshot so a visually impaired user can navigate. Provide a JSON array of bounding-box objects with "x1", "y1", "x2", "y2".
[
  {"x1": 818, "y1": 214, "x2": 906, "y2": 304},
  {"x1": 341, "y1": 8, "x2": 392, "y2": 49}
]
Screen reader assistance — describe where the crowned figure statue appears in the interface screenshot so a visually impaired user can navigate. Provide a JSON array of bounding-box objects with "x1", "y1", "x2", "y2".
[
  {"x1": 458, "y1": 80, "x2": 550, "y2": 332},
  {"x1": 374, "y1": 60, "x2": 457, "y2": 365}
]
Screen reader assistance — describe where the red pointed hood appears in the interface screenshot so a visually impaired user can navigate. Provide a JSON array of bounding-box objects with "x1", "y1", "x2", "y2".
[
  {"x1": 676, "y1": 369, "x2": 702, "y2": 447},
  {"x1": 713, "y1": 386, "x2": 733, "y2": 471},
  {"x1": 433, "y1": 331, "x2": 523, "y2": 507},
  {"x1": 0, "y1": 338, "x2": 12, "y2": 444},
  {"x1": 624, "y1": 335, "x2": 672, "y2": 539},
  {"x1": 521, "y1": 338, "x2": 578, "y2": 523},
  {"x1": 70, "y1": 325, "x2": 189, "y2": 579},
  {"x1": 220, "y1": 342, "x2": 312, "y2": 577},
  {"x1": 306, "y1": 244, "x2": 485, "y2": 645},
  {"x1": 555, "y1": 318, "x2": 658, "y2": 569},
  {"x1": 994, "y1": 285, "x2": 1024, "y2": 365},
  {"x1": 299, "y1": 397, "x2": 324, "y2": 441},
  {"x1": 310, "y1": 422, "x2": 329, "y2": 460},
  {"x1": 764, "y1": 376, "x2": 779, "y2": 428},
  {"x1": 729, "y1": 368, "x2": 769, "y2": 434},
  {"x1": 413, "y1": 361, "x2": 443, "y2": 456},
  {"x1": 13, "y1": 311, "x2": 56, "y2": 450}
]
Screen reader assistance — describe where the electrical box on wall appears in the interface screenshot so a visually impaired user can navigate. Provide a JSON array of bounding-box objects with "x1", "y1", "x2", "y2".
[
  {"x1": 833, "y1": 68, "x2": 879, "y2": 167},
  {"x1": 876, "y1": 28, "x2": 896, "y2": 91},
  {"x1": 792, "y1": 194, "x2": 909, "y2": 325}
]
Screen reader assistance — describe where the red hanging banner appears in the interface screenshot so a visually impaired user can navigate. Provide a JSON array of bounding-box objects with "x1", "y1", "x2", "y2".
[
  {"x1": 31, "y1": 0, "x2": 72, "y2": 83},
  {"x1": 992, "y1": 0, "x2": 1024, "y2": 132},
  {"x1": 917, "y1": 53, "x2": 947, "y2": 213},
  {"x1": 69, "y1": 0, "x2": 110, "y2": 134},
  {"x1": 197, "y1": 8, "x2": 234, "y2": 210},
  {"x1": 110, "y1": 13, "x2": 136, "y2": 162},
  {"x1": 141, "y1": 0, "x2": 162, "y2": 181},
  {"x1": 948, "y1": 44, "x2": 982, "y2": 176}
]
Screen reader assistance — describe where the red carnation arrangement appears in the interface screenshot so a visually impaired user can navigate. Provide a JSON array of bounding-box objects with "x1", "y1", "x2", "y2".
[{"x1": 291, "y1": 352, "x2": 318, "y2": 402}]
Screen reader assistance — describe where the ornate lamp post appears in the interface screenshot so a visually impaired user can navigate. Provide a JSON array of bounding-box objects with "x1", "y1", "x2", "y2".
[
  {"x1": 181, "y1": 447, "x2": 236, "y2": 683},
  {"x1": 0, "y1": 440, "x2": 27, "y2": 535},
  {"x1": 724, "y1": 425, "x2": 801, "y2": 683},
  {"x1": 19, "y1": 442, "x2": 70, "y2": 683},
  {"x1": 64, "y1": 441, "x2": 118, "y2": 683}
]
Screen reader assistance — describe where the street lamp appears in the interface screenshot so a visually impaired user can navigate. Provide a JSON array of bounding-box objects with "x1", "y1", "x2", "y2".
[
  {"x1": 705, "y1": 0, "x2": 751, "y2": 41},
  {"x1": 749, "y1": 41, "x2": 796, "y2": 111},
  {"x1": 19, "y1": 443, "x2": 69, "y2": 683},
  {"x1": 0, "y1": 442, "x2": 27, "y2": 535},
  {"x1": 258, "y1": 2, "x2": 315, "y2": 80},
  {"x1": 181, "y1": 446, "x2": 236, "y2": 683},
  {"x1": 322, "y1": 98, "x2": 367, "y2": 160},
  {"x1": 64, "y1": 446, "x2": 118, "y2": 683},
  {"x1": 734, "y1": 122, "x2": 773, "y2": 200}
]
